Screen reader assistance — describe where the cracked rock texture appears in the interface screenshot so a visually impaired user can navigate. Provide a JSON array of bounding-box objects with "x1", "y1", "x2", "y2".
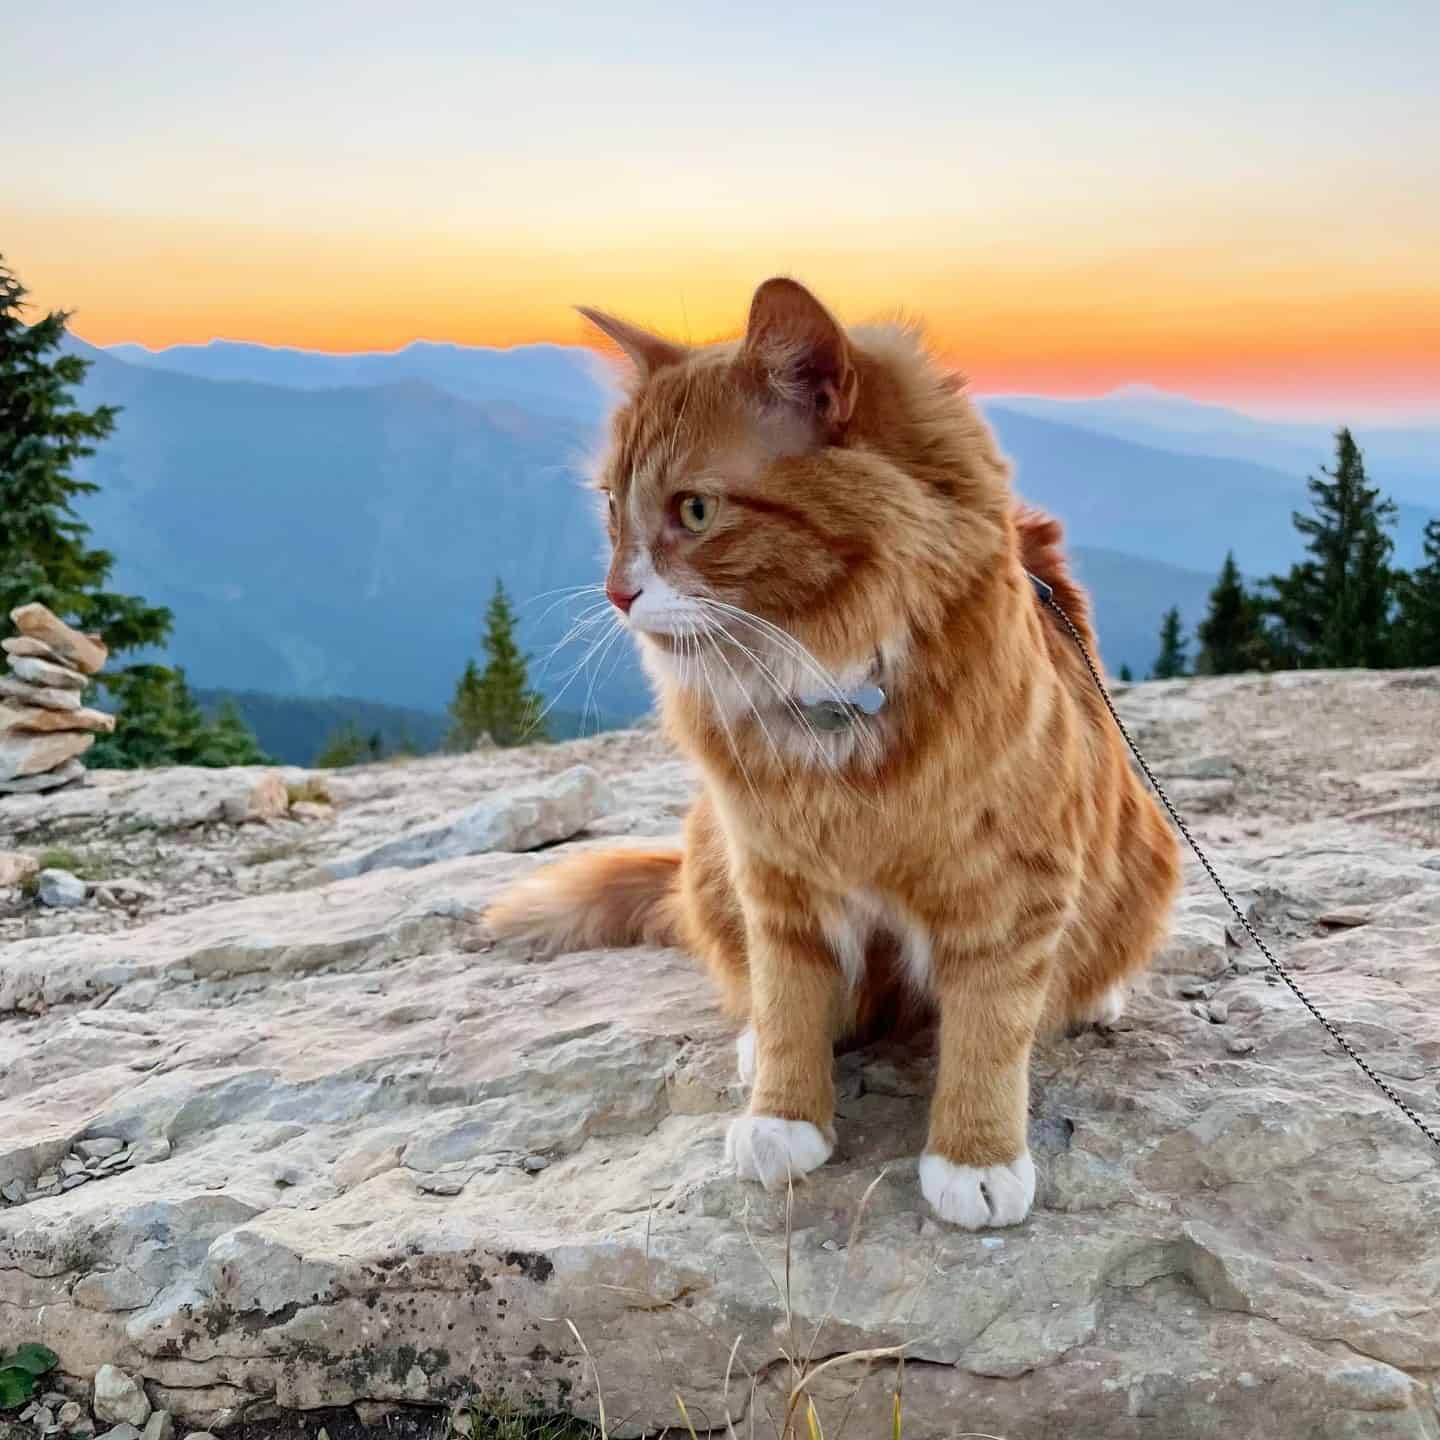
[{"x1": 2, "y1": 671, "x2": 1439, "y2": 1440}]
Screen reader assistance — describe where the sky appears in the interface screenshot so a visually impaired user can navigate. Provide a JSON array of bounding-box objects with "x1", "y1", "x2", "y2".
[{"x1": 6, "y1": 1, "x2": 1439, "y2": 422}]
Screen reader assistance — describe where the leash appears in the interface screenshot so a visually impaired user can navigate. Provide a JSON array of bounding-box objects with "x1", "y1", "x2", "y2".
[{"x1": 1027, "y1": 571, "x2": 1440, "y2": 1153}]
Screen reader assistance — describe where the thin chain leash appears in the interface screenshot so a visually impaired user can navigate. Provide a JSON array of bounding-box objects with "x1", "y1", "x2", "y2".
[{"x1": 1027, "y1": 573, "x2": 1440, "y2": 1153}]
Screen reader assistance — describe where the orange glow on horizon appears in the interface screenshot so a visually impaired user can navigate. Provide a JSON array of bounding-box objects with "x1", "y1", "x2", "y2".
[{"x1": 9, "y1": 208, "x2": 1439, "y2": 423}]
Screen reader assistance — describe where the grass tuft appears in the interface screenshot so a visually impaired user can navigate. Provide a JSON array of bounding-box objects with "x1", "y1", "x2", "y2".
[
  {"x1": 286, "y1": 777, "x2": 333, "y2": 806},
  {"x1": 20, "y1": 845, "x2": 116, "y2": 898}
]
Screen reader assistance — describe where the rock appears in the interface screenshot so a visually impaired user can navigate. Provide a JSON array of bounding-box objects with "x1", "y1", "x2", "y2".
[
  {"x1": 289, "y1": 801, "x2": 334, "y2": 823},
  {"x1": 3, "y1": 635, "x2": 64, "y2": 663},
  {"x1": 76, "y1": 1137, "x2": 125, "y2": 1160},
  {"x1": 0, "y1": 675, "x2": 80, "y2": 711},
  {"x1": 0, "y1": 701, "x2": 116, "y2": 734},
  {"x1": 1, "y1": 1178, "x2": 25, "y2": 1203},
  {"x1": 34, "y1": 1408, "x2": 55, "y2": 1434},
  {"x1": 10, "y1": 603, "x2": 109, "y2": 675},
  {"x1": 7, "y1": 655, "x2": 88, "y2": 692},
  {"x1": 57, "y1": 1403, "x2": 83, "y2": 1428},
  {"x1": 37, "y1": 869, "x2": 89, "y2": 909},
  {"x1": 0, "y1": 851, "x2": 39, "y2": 888},
  {"x1": 100, "y1": 879, "x2": 160, "y2": 907},
  {"x1": 0, "y1": 731, "x2": 94, "y2": 782},
  {"x1": 3, "y1": 674, "x2": 1440, "y2": 1440},
  {"x1": 0, "y1": 759, "x2": 86, "y2": 795},
  {"x1": 327, "y1": 765, "x2": 611, "y2": 878},
  {"x1": 139, "y1": 1413, "x2": 172, "y2": 1440},
  {"x1": 61, "y1": 1154, "x2": 86, "y2": 1176},
  {"x1": 93, "y1": 1367, "x2": 150, "y2": 1428},
  {"x1": 95, "y1": 1428, "x2": 141, "y2": 1440}
]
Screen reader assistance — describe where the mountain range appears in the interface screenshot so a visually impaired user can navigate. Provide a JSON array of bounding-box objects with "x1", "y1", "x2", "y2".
[{"x1": 63, "y1": 337, "x2": 1438, "y2": 721}]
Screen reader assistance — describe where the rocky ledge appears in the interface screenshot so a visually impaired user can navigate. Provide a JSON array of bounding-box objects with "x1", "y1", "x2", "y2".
[{"x1": 2, "y1": 671, "x2": 1438, "y2": 1440}]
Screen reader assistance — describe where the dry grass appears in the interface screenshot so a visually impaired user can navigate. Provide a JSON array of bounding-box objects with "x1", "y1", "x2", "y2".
[
  {"x1": 287, "y1": 777, "x2": 333, "y2": 806},
  {"x1": 446, "y1": 1171, "x2": 1012, "y2": 1440}
]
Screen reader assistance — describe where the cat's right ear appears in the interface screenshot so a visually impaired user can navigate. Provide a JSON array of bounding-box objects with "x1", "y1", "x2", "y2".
[
  {"x1": 740, "y1": 277, "x2": 858, "y2": 435},
  {"x1": 577, "y1": 307, "x2": 689, "y2": 380}
]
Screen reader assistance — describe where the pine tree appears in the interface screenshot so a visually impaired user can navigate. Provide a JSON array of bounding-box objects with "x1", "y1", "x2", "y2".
[
  {"x1": 1195, "y1": 551, "x2": 1269, "y2": 674},
  {"x1": 446, "y1": 659, "x2": 487, "y2": 750},
  {"x1": 1264, "y1": 429, "x2": 1396, "y2": 668},
  {"x1": 314, "y1": 721, "x2": 368, "y2": 769},
  {"x1": 194, "y1": 699, "x2": 270, "y2": 767},
  {"x1": 90, "y1": 667, "x2": 269, "y2": 769},
  {"x1": 1117, "y1": 663, "x2": 1134, "y2": 682},
  {"x1": 0, "y1": 255, "x2": 171, "y2": 653},
  {"x1": 1393, "y1": 519, "x2": 1440, "y2": 667},
  {"x1": 448, "y1": 582, "x2": 547, "y2": 749},
  {"x1": 1151, "y1": 606, "x2": 1188, "y2": 679}
]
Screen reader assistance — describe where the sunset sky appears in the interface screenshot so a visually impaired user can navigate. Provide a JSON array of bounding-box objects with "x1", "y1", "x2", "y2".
[{"x1": 7, "y1": 1, "x2": 1438, "y2": 420}]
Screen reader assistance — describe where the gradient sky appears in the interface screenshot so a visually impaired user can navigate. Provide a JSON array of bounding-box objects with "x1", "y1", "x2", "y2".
[{"x1": 7, "y1": 1, "x2": 1438, "y2": 420}]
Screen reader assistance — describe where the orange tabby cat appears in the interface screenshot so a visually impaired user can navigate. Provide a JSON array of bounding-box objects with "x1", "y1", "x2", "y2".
[{"x1": 486, "y1": 278, "x2": 1181, "y2": 1229}]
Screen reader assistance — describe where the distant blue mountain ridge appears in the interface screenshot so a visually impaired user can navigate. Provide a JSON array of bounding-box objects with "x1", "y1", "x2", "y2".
[{"x1": 58, "y1": 335, "x2": 1439, "y2": 720}]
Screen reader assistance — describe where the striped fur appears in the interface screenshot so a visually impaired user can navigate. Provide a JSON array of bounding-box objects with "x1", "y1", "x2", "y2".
[{"x1": 486, "y1": 278, "x2": 1181, "y2": 1225}]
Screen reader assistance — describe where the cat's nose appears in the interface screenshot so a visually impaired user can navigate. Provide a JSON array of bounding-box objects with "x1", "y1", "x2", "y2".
[{"x1": 607, "y1": 585, "x2": 641, "y2": 614}]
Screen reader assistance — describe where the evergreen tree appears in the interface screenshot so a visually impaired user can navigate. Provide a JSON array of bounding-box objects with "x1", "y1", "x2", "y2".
[
  {"x1": 90, "y1": 668, "x2": 268, "y2": 768},
  {"x1": 1393, "y1": 518, "x2": 1440, "y2": 667},
  {"x1": 1117, "y1": 663, "x2": 1134, "y2": 682},
  {"x1": 1264, "y1": 429, "x2": 1396, "y2": 668},
  {"x1": 1195, "y1": 551, "x2": 1269, "y2": 674},
  {"x1": 1151, "y1": 607, "x2": 1188, "y2": 679},
  {"x1": 314, "y1": 721, "x2": 368, "y2": 769},
  {"x1": 0, "y1": 255, "x2": 171, "y2": 653},
  {"x1": 448, "y1": 582, "x2": 547, "y2": 749}
]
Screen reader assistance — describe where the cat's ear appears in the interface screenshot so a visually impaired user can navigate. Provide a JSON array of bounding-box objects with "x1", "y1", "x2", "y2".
[
  {"x1": 740, "y1": 277, "x2": 858, "y2": 432},
  {"x1": 577, "y1": 307, "x2": 689, "y2": 379}
]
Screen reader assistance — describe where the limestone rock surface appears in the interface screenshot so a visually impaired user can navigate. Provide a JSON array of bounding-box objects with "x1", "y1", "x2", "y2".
[{"x1": 2, "y1": 671, "x2": 1438, "y2": 1440}]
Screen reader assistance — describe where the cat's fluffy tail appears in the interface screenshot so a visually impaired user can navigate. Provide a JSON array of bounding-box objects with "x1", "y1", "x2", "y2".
[{"x1": 483, "y1": 847, "x2": 685, "y2": 955}]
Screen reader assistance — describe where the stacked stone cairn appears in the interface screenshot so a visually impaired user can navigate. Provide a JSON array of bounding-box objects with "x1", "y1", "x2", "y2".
[{"x1": 0, "y1": 603, "x2": 114, "y2": 795}]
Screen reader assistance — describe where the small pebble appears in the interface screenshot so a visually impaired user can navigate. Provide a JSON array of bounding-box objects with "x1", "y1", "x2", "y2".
[
  {"x1": 61, "y1": 1154, "x2": 86, "y2": 1177},
  {"x1": 1207, "y1": 1001, "x2": 1230, "y2": 1025},
  {"x1": 76, "y1": 1137, "x2": 124, "y2": 1160},
  {"x1": 61, "y1": 1173, "x2": 92, "y2": 1190},
  {"x1": 59, "y1": 1403, "x2": 83, "y2": 1427},
  {"x1": 1226, "y1": 1036, "x2": 1256, "y2": 1056},
  {"x1": 522, "y1": 1155, "x2": 550, "y2": 1174}
]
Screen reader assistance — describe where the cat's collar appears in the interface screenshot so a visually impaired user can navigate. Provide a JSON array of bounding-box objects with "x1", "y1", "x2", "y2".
[{"x1": 794, "y1": 661, "x2": 887, "y2": 733}]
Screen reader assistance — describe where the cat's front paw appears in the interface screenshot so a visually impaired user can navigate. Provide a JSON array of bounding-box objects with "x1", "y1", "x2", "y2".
[
  {"x1": 727, "y1": 1115, "x2": 833, "y2": 1189},
  {"x1": 919, "y1": 1150, "x2": 1035, "y2": 1229}
]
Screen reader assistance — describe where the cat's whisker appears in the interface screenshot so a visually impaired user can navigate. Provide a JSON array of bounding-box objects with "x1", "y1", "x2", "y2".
[
  {"x1": 528, "y1": 585, "x2": 610, "y2": 631},
  {"x1": 697, "y1": 614, "x2": 788, "y2": 774},
  {"x1": 580, "y1": 618, "x2": 630, "y2": 732},
  {"x1": 693, "y1": 626, "x2": 769, "y2": 819},
  {"x1": 532, "y1": 612, "x2": 625, "y2": 729},
  {"x1": 700, "y1": 599, "x2": 875, "y2": 733},
  {"x1": 695, "y1": 598, "x2": 883, "y2": 763},
  {"x1": 537, "y1": 603, "x2": 617, "y2": 666}
]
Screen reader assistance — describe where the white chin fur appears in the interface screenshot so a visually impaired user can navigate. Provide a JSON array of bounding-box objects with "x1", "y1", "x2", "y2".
[
  {"x1": 727, "y1": 1115, "x2": 833, "y2": 1189},
  {"x1": 918, "y1": 1150, "x2": 1036, "y2": 1229}
]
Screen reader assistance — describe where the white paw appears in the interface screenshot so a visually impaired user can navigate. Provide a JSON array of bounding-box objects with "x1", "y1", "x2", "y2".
[
  {"x1": 726, "y1": 1115, "x2": 833, "y2": 1189},
  {"x1": 919, "y1": 1150, "x2": 1036, "y2": 1229},
  {"x1": 1092, "y1": 983, "x2": 1127, "y2": 1028},
  {"x1": 735, "y1": 1028, "x2": 757, "y2": 1087}
]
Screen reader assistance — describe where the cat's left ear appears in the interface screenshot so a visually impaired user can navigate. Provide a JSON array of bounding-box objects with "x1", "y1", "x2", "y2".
[{"x1": 740, "y1": 277, "x2": 858, "y2": 433}]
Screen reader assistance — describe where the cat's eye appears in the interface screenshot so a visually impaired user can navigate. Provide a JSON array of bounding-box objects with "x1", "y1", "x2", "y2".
[{"x1": 677, "y1": 494, "x2": 718, "y2": 534}]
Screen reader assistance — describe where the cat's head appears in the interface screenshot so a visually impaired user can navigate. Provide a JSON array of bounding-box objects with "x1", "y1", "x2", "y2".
[{"x1": 583, "y1": 278, "x2": 1012, "y2": 720}]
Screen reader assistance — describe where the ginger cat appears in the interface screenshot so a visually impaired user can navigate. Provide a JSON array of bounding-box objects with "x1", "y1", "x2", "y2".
[{"x1": 486, "y1": 278, "x2": 1181, "y2": 1229}]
